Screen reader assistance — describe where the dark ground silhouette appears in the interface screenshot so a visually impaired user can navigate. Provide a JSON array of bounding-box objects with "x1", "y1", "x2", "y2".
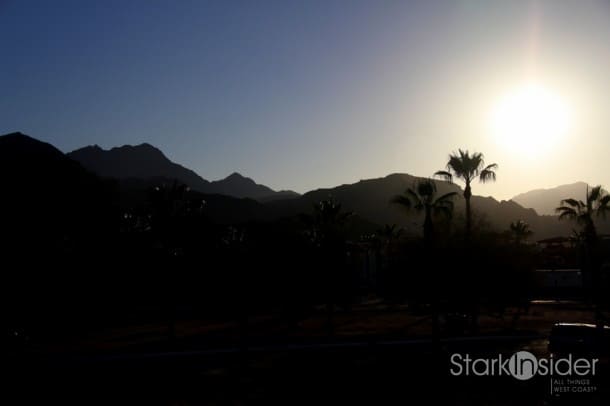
[{"x1": 2, "y1": 132, "x2": 609, "y2": 404}]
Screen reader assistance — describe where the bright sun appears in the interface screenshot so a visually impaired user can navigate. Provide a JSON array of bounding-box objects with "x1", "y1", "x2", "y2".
[{"x1": 490, "y1": 83, "x2": 572, "y2": 156}]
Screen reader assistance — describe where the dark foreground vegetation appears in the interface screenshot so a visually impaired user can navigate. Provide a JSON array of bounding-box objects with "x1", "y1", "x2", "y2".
[{"x1": 2, "y1": 132, "x2": 610, "y2": 404}]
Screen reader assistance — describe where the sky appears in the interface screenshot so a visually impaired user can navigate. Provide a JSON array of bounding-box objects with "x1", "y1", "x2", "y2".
[{"x1": 1, "y1": 0, "x2": 610, "y2": 199}]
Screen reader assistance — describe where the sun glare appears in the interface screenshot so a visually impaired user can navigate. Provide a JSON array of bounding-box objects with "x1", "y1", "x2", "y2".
[{"x1": 490, "y1": 83, "x2": 572, "y2": 157}]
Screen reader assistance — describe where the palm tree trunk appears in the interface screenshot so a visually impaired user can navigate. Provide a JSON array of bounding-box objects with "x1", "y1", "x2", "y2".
[
  {"x1": 582, "y1": 221, "x2": 604, "y2": 330},
  {"x1": 464, "y1": 183, "x2": 472, "y2": 238},
  {"x1": 423, "y1": 208, "x2": 434, "y2": 247}
]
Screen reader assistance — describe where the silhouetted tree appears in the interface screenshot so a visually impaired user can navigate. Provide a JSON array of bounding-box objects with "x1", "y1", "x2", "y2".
[
  {"x1": 391, "y1": 180, "x2": 456, "y2": 340},
  {"x1": 301, "y1": 198, "x2": 352, "y2": 335},
  {"x1": 509, "y1": 220, "x2": 533, "y2": 245},
  {"x1": 377, "y1": 224, "x2": 404, "y2": 245},
  {"x1": 391, "y1": 179, "x2": 457, "y2": 246},
  {"x1": 556, "y1": 185, "x2": 610, "y2": 244},
  {"x1": 435, "y1": 150, "x2": 497, "y2": 238},
  {"x1": 302, "y1": 198, "x2": 352, "y2": 247},
  {"x1": 148, "y1": 181, "x2": 206, "y2": 347},
  {"x1": 569, "y1": 228, "x2": 586, "y2": 249},
  {"x1": 556, "y1": 184, "x2": 610, "y2": 328}
]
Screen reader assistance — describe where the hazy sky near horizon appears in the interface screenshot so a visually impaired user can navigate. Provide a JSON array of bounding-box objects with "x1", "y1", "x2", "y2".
[{"x1": 2, "y1": 1, "x2": 610, "y2": 199}]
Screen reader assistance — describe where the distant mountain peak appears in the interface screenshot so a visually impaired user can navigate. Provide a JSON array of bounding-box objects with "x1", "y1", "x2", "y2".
[
  {"x1": 3, "y1": 131, "x2": 27, "y2": 137},
  {"x1": 514, "y1": 181, "x2": 588, "y2": 195},
  {"x1": 68, "y1": 142, "x2": 300, "y2": 202},
  {"x1": 225, "y1": 171, "x2": 247, "y2": 180},
  {"x1": 68, "y1": 142, "x2": 209, "y2": 192},
  {"x1": 512, "y1": 182, "x2": 590, "y2": 215},
  {"x1": 74, "y1": 144, "x2": 103, "y2": 153},
  {"x1": 0, "y1": 131, "x2": 66, "y2": 158},
  {"x1": 2, "y1": 131, "x2": 46, "y2": 144},
  {"x1": 108, "y1": 142, "x2": 164, "y2": 155}
]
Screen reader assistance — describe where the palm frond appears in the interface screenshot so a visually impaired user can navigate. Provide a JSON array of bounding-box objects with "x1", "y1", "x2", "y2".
[
  {"x1": 416, "y1": 180, "x2": 436, "y2": 198},
  {"x1": 479, "y1": 163, "x2": 498, "y2": 183},
  {"x1": 433, "y1": 205, "x2": 453, "y2": 220},
  {"x1": 406, "y1": 188, "x2": 422, "y2": 206},
  {"x1": 434, "y1": 192, "x2": 458, "y2": 204},
  {"x1": 597, "y1": 194, "x2": 610, "y2": 207},
  {"x1": 434, "y1": 170, "x2": 453, "y2": 183},
  {"x1": 390, "y1": 195, "x2": 413, "y2": 210},
  {"x1": 556, "y1": 206, "x2": 577, "y2": 221},
  {"x1": 559, "y1": 198, "x2": 583, "y2": 209},
  {"x1": 469, "y1": 151, "x2": 485, "y2": 176},
  {"x1": 447, "y1": 153, "x2": 466, "y2": 180},
  {"x1": 588, "y1": 185, "x2": 603, "y2": 204},
  {"x1": 479, "y1": 169, "x2": 496, "y2": 183},
  {"x1": 596, "y1": 194, "x2": 610, "y2": 218}
]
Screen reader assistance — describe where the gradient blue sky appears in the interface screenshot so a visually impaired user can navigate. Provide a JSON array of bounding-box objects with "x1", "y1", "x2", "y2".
[{"x1": 2, "y1": 1, "x2": 609, "y2": 199}]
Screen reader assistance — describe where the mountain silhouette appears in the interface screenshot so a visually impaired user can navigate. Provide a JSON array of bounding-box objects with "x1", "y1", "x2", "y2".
[
  {"x1": 68, "y1": 144, "x2": 211, "y2": 191},
  {"x1": 5, "y1": 132, "x2": 607, "y2": 240},
  {"x1": 209, "y1": 172, "x2": 300, "y2": 201},
  {"x1": 264, "y1": 173, "x2": 580, "y2": 239},
  {"x1": 0, "y1": 132, "x2": 117, "y2": 316},
  {"x1": 0, "y1": 132, "x2": 115, "y2": 238},
  {"x1": 511, "y1": 182, "x2": 590, "y2": 215},
  {"x1": 0, "y1": 132, "x2": 112, "y2": 224},
  {"x1": 68, "y1": 144, "x2": 299, "y2": 201},
  {"x1": 62, "y1": 141, "x2": 606, "y2": 239}
]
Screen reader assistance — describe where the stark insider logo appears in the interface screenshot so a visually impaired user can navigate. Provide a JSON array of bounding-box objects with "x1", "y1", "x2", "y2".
[{"x1": 450, "y1": 351, "x2": 599, "y2": 380}]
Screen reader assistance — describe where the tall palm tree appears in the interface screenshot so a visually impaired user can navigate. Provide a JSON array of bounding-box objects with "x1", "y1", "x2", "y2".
[
  {"x1": 435, "y1": 149, "x2": 498, "y2": 237},
  {"x1": 391, "y1": 179, "x2": 457, "y2": 245},
  {"x1": 556, "y1": 185, "x2": 610, "y2": 329},
  {"x1": 509, "y1": 220, "x2": 533, "y2": 245}
]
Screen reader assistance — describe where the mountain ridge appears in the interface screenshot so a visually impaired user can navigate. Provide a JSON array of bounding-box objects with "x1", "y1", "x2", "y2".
[
  {"x1": 68, "y1": 143, "x2": 299, "y2": 201},
  {"x1": 511, "y1": 182, "x2": 590, "y2": 215},
  {"x1": 4, "y1": 132, "x2": 608, "y2": 240}
]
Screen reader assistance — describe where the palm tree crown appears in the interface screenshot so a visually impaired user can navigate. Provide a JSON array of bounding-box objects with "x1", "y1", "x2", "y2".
[
  {"x1": 555, "y1": 185, "x2": 610, "y2": 242},
  {"x1": 301, "y1": 198, "x2": 352, "y2": 247},
  {"x1": 509, "y1": 220, "x2": 533, "y2": 245},
  {"x1": 435, "y1": 149, "x2": 497, "y2": 236},
  {"x1": 391, "y1": 179, "x2": 457, "y2": 244}
]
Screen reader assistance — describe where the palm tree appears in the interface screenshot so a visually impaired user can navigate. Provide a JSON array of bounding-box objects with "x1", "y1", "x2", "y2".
[
  {"x1": 556, "y1": 185, "x2": 610, "y2": 329},
  {"x1": 377, "y1": 224, "x2": 404, "y2": 244},
  {"x1": 375, "y1": 224, "x2": 404, "y2": 267},
  {"x1": 148, "y1": 181, "x2": 192, "y2": 348},
  {"x1": 391, "y1": 179, "x2": 457, "y2": 246},
  {"x1": 509, "y1": 220, "x2": 533, "y2": 245},
  {"x1": 301, "y1": 198, "x2": 352, "y2": 248},
  {"x1": 391, "y1": 180, "x2": 456, "y2": 341},
  {"x1": 301, "y1": 198, "x2": 352, "y2": 335},
  {"x1": 569, "y1": 228, "x2": 586, "y2": 249},
  {"x1": 556, "y1": 185, "x2": 610, "y2": 244},
  {"x1": 435, "y1": 149, "x2": 498, "y2": 237}
]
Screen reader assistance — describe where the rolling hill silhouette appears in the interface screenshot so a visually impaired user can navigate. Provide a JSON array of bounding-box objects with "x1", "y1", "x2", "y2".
[
  {"x1": 511, "y1": 182, "x2": 590, "y2": 215},
  {"x1": 69, "y1": 144, "x2": 299, "y2": 202}
]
